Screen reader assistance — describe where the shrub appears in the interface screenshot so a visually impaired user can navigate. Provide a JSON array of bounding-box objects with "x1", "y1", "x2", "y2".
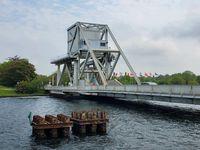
[
  {"x1": 16, "y1": 75, "x2": 49, "y2": 94},
  {"x1": 16, "y1": 81, "x2": 29, "y2": 94}
]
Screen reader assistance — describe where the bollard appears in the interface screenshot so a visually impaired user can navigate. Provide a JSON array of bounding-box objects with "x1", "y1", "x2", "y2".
[
  {"x1": 92, "y1": 112, "x2": 97, "y2": 120},
  {"x1": 80, "y1": 112, "x2": 86, "y2": 120},
  {"x1": 33, "y1": 115, "x2": 47, "y2": 125},
  {"x1": 45, "y1": 115, "x2": 61, "y2": 124}
]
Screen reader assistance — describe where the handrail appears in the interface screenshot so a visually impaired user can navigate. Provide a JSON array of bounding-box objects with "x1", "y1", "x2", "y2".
[{"x1": 45, "y1": 85, "x2": 200, "y2": 96}]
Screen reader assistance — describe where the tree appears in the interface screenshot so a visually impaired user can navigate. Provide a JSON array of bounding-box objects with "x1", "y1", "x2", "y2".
[
  {"x1": 116, "y1": 74, "x2": 137, "y2": 85},
  {"x1": 196, "y1": 75, "x2": 200, "y2": 84},
  {"x1": 157, "y1": 75, "x2": 170, "y2": 85},
  {"x1": 169, "y1": 75, "x2": 185, "y2": 85},
  {"x1": 0, "y1": 56, "x2": 36, "y2": 87},
  {"x1": 182, "y1": 71, "x2": 197, "y2": 85}
]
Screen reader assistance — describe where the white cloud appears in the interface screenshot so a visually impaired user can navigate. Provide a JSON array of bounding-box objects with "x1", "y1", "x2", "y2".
[{"x1": 0, "y1": 0, "x2": 200, "y2": 75}]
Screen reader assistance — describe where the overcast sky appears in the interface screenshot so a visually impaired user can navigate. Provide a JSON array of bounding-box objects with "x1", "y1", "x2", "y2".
[{"x1": 0, "y1": 0, "x2": 200, "y2": 75}]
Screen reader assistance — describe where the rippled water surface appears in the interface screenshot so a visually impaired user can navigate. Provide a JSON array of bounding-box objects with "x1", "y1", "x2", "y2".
[{"x1": 0, "y1": 96, "x2": 200, "y2": 150}]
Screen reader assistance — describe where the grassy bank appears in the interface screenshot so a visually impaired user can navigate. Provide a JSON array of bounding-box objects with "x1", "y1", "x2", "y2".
[{"x1": 0, "y1": 86, "x2": 46, "y2": 97}]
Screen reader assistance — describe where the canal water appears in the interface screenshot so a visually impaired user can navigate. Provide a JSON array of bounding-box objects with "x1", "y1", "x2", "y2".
[{"x1": 0, "y1": 96, "x2": 200, "y2": 150}]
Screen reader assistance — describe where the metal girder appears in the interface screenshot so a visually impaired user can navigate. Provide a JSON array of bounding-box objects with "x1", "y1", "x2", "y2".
[
  {"x1": 90, "y1": 50, "x2": 107, "y2": 85},
  {"x1": 106, "y1": 26, "x2": 141, "y2": 85},
  {"x1": 108, "y1": 53, "x2": 120, "y2": 79},
  {"x1": 69, "y1": 27, "x2": 77, "y2": 54},
  {"x1": 93, "y1": 49, "x2": 119, "y2": 52},
  {"x1": 79, "y1": 51, "x2": 90, "y2": 79},
  {"x1": 65, "y1": 63, "x2": 73, "y2": 82},
  {"x1": 78, "y1": 23, "x2": 108, "y2": 85},
  {"x1": 83, "y1": 70, "x2": 99, "y2": 73},
  {"x1": 100, "y1": 28, "x2": 106, "y2": 40},
  {"x1": 58, "y1": 63, "x2": 67, "y2": 85},
  {"x1": 96, "y1": 57, "x2": 105, "y2": 71}
]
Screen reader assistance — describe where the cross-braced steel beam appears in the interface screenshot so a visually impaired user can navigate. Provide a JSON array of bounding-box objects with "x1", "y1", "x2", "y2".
[{"x1": 51, "y1": 22, "x2": 141, "y2": 86}]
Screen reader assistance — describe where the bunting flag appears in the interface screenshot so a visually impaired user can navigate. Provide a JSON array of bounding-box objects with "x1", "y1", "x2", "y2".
[
  {"x1": 130, "y1": 72, "x2": 134, "y2": 77},
  {"x1": 144, "y1": 72, "x2": 149, "y2": 77}
]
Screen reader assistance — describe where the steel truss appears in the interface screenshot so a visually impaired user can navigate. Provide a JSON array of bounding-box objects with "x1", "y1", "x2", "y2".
[{"x1": 51, "y1": 22, "x2": 141, "y2": 86}]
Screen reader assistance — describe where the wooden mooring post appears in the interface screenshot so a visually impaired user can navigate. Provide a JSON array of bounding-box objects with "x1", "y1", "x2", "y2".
[
  {"x1": 31, "y1": 114, "x2": 73, "y2": 138},
  {"x1": 71, "y1": 111, "x2": 108, "y2": 135}
]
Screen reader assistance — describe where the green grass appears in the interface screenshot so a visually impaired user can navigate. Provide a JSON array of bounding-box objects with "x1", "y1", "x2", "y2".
[
  {"x1": 0, "y1": 86, "x2": 17, "y2": 96},
  {"x1": 0, "y1": 85, "x2": 46, "y2": 97}
]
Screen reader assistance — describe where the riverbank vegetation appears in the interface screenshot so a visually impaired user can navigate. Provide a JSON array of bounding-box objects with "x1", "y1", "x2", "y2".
[
  {"x1": 0, "y1": 86, "x2": 17, "y2": 96},
  {"x1": 0, "y1": 85, "x2": 46, "y2": 97},
  {"x1": 1, "y1": 56, "x2": 200, "y2": 97},
  {"x1": 117, "y1": 71, "x2": 200, "y2": 85},
  {"x1": 16, "y1": 75, "x2": 49, "y2": 94},
  {"x1": 0, "y1": 56, "x2": 49, "y2": 96}
]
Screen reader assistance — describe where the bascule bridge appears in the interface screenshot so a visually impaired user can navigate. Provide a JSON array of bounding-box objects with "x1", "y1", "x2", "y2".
[
  {"x1": 51, "y1": 22, "x2": 140, "y2": 86},
  {"x1": 47, "y1": 22, "x2": 200, "y2": 105}
]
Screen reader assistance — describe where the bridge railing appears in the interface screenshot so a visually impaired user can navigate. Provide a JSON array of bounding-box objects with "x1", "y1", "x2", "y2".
[{"x1": 45, "y1": 85, "x2": 200, "y2": 97}]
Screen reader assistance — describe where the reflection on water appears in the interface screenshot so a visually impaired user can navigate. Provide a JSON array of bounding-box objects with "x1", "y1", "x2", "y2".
[{"x1": 0, "y1": 96, "x2": 200, "y2": 150}]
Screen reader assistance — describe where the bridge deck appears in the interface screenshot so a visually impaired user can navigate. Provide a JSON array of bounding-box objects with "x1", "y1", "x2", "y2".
[{"x1": 45, "y1": 85, "x2": 200, "y2": 105}]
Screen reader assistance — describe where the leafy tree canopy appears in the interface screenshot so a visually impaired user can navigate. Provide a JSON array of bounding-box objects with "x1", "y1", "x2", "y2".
[
  {"x1": 169, "y1": 74, "x2": 185, "y2": 85},
  {"x1": 197, "y1": 76, "x2": 200, "y2": 84},
  {"x1": 0, "y1": 56, "x2": 36, "y2": 87}
]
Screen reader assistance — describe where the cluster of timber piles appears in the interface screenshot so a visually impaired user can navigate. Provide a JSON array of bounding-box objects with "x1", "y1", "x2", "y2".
[
  {"x1": 32, "y1": 114, "x2": 72, "y2": 138},
  {"x1": 71, "y1": 111, "x2": 108, "y2": 135},
  {"x1": 31, "y1": 111, "x2": 108, "y2": 138}
]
